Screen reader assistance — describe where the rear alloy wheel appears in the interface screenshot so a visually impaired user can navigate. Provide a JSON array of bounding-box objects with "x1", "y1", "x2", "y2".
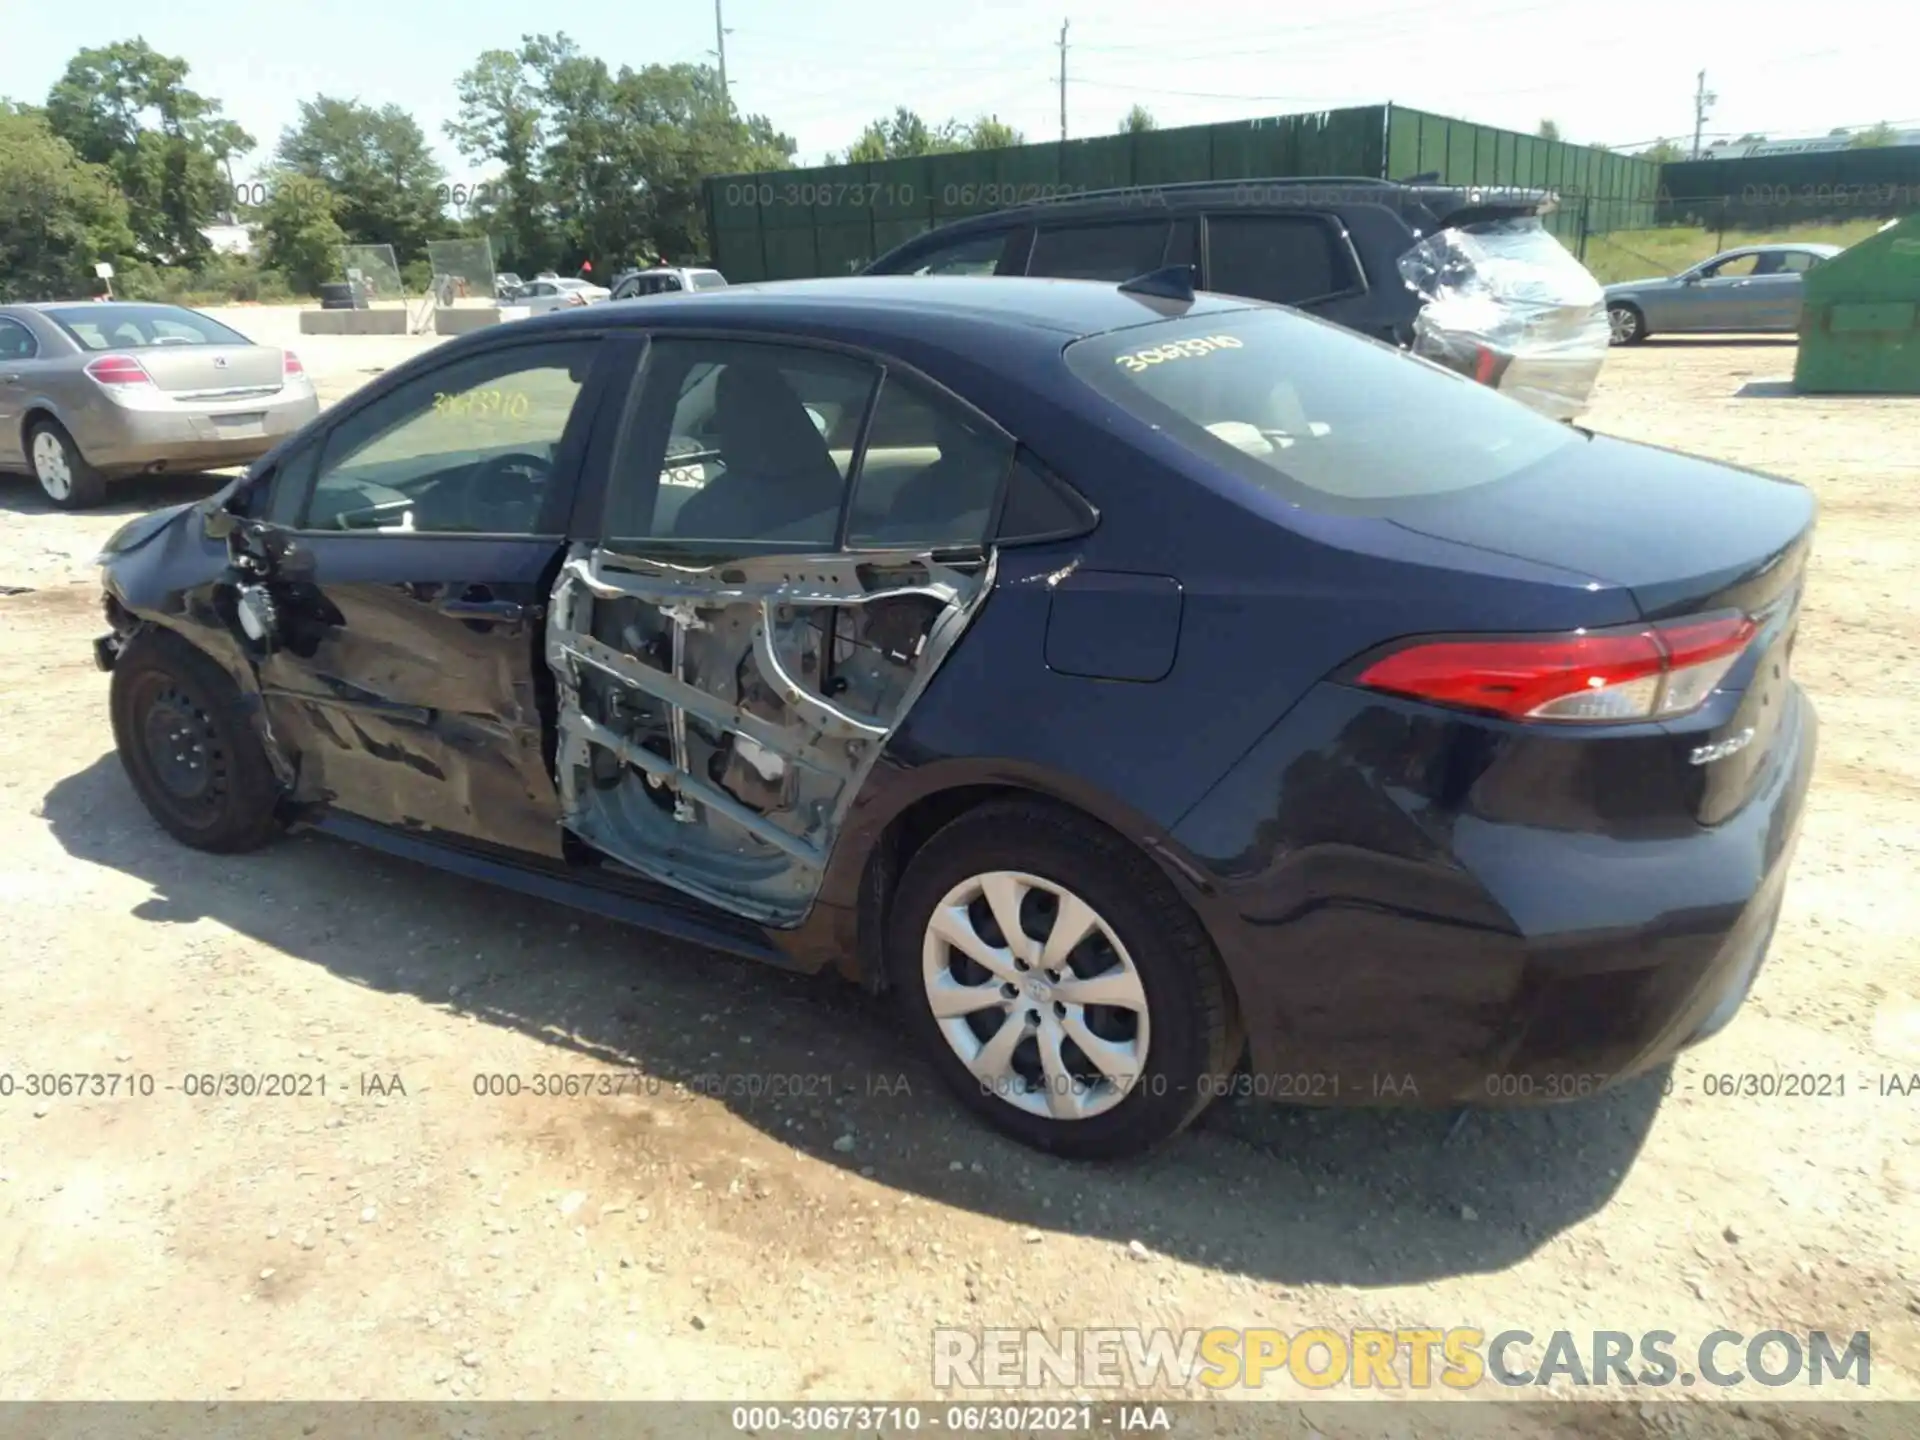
[
  {"x1": 1608, "y1": 303, "x2": 1647, "y2": 346},
  {"x1": 28, "y1": 420, "x2": 107, "y2": 509},
  {"x1": 109, "y1": 629, "x2": 284, "y2": 852},
  {"x1": 889, "y1": 800, "x2": 1238, "y2": 1159}
]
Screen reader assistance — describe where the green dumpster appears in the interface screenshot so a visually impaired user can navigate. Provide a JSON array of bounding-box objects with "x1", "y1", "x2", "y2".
[{"x1": 1794, "y1": 214, "x2": 1920, "y2": 395}]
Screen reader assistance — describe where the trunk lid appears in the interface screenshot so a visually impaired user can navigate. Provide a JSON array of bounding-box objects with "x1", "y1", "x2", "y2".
[
  {"x1": 1386, "y1": 433, "x2": 1815, "y2": 621},
  {"x1": 1386, "y1": 433, "x2": 1814, "y2": 827},
  {"x1": 135, "y1": 345, "x2": 284, "y2": 397}
]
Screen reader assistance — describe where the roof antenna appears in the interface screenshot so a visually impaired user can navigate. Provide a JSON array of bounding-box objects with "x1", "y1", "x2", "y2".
[{"x1": 1117, "y1": 264, "x2": 1196, "y2": 303}]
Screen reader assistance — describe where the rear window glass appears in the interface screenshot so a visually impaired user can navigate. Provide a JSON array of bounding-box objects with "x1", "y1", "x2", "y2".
[
  {"x1": 44, "y1": 304, "x2": 251, "y2": 352},
  {"x1": 1028, "y1": 221, "x2": 1172, "y2": 281},
  {"x1": 690, "y1": 272, "x2": 729, "y2": 290},
  {"x1": 1204, "y1": 214, "x2": 1355, "y2": 306},
  {"x1": 1065, "y1": 308, "x2": 1576, "y2": 512}
]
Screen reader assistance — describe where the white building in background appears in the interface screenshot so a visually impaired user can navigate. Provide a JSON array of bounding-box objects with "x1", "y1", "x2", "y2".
[
  {"x1": 1702, "y1": 131, "x2": 1920, "y2": 160},
  {"x1": 199, "y1": 223, "x2": 255, "y2": 256}
]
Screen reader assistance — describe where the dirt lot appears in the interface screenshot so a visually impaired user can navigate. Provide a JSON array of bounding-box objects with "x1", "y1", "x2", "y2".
[{"x1": 1, "y1": 332, "x2": 1916, "y2": 1418}]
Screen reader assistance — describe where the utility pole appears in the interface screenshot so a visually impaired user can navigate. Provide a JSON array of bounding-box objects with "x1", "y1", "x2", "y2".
[
  {"x1": 1691, "y1": 69, "x2": 1716, "y2": 160},
  {"x1": 714, "y1": 0, "x2": 731, "y2": 111},
  {"x1": 1058, "y1": 19, "x2": 1069, "y2": 142}
]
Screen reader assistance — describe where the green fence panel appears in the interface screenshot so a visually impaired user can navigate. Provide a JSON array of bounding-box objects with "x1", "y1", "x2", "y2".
[
  {"x1": 872, "y1": 217, "x2": 932, "y2": 261},
  {"x1": 759, "y1": 226, "x2": 819, "y2": 281},
  {"x1": 1059, "y1": 132, "x2": 1134, "y2": 193},
  {"x1": 799, "y1": 161, "x2": 871, "y2": 229},
  {"x1": 929, "y1": 149, "x2": 1001, "y2": 219},
  {"x1": 994, "y1": 141, "x2": 1063, "y2": 202},
  {"x1": 1659, "y1": 146, "x2": 1920, "y2": 226},
  {"x1": 814, "y1": 221, "x2": 875, "y2": 277},
  {"x1": 1134, "y1": 122, "x2": 1213, "y2": 186},
  {"x1": 712, "y1": 224, "x2": 765, "y2": 283},
  {"x1": 1385, "y1": 106, "x2": 1423, "y2": 181},
  {"x1": 1229, "y1": 118, "x2": 1294, "y2": 178},
  {"x1": 707, "y1": 173, "x2": 763, "y2": 232},
  {"x1": 864, "y1": 157, "x2": 933, "y2": 223},
  {"x1": 1411, "y1": 109, "x2": 1448, "y2": 178},
  {"x1": 702, "y1": 104, "x2": 1663, "y2": 280}
]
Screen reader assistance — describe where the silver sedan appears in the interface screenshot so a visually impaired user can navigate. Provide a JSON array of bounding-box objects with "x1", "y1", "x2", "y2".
[
  {"x1": 0, "y1": 301, "x2": 320, "y2": 508},
  {"x1": 1602, "y1": 243, "x2": 1842, "y2": 345}
]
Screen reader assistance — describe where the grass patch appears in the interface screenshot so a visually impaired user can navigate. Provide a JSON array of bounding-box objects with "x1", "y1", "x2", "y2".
[{"x1": 1579, "y1": 219, "x2": 1891, "y2": 285}]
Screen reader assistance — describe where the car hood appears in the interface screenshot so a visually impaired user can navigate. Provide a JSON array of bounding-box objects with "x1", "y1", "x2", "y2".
[{"x1": 95, "y1": 480, "x2": 241, "y2": 562}]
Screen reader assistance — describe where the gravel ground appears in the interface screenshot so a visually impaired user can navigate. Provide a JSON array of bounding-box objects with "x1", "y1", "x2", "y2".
[{"x1": 0, "y1": 330, "x2": 1915, "y2": 1422}]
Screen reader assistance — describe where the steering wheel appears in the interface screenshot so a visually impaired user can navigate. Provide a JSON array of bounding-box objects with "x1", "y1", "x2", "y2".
[{"x1": 462, "y1": 451, "x2": 554, "y2": 532}]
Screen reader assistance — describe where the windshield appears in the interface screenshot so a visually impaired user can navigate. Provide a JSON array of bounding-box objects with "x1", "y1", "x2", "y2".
[
  {"x1": 1065, "y1": 307, "x2": 1578, "y2": 513},
  {"x1": 44, "y1": 304, "x2": 251, "y2": 352}
]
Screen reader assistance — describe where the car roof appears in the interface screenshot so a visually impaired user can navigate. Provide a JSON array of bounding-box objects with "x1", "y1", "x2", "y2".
[
  {"x1": 538, "y1": 274, "x2": 1254, "y2": 341},
  {"x1": 874, "y1": 176, "x2": 1548, "y2": 234}
]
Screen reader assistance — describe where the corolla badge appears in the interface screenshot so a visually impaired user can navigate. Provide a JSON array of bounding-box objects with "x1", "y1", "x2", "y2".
[{"x1": 1690, "y1": 727, "x2": 1755, "y2": 766}]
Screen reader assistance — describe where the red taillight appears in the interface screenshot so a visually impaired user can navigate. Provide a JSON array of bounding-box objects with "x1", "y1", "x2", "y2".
[
  {"x1": 85, "y1": 354, "x2": 154, "y2": 388},
  {"x1": 283, "y1": 350, "x2": 304, "y2": 377},
  {"x1": 1357, "y1": 614, "x2": 1758, "y2": 723},
  {"x1": 1473, "y1": 346, "x2": 1499, "y2": 385}
]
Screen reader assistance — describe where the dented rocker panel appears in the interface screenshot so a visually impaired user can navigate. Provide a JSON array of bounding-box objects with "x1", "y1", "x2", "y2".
[{"x1": 547, "y1": 544, "x2": 994, "y2": 926}]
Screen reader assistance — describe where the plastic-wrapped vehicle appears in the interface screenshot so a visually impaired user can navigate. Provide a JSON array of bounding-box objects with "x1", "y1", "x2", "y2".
[{"x1": 1398, "y1": 217, "x2": 1610, "y2": 422}]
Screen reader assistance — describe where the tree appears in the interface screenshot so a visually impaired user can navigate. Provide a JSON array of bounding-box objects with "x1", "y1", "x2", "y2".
[
  {"x1": 967, "y1": 115, "x2": 1024, "y2": 150},
  {"x1": 0, "y1": 107, "x2": 136, "y2": 300},
  {"x1": 44, "y1": 39, "x2": 247, "y2": 264},
  {"x1": 448, "y1": 35, "x2": 795, "y2": 274},
  {"x1": 1850, "y1": 121, "x2": 1898, "y2": 149},
  {"x1": 255, "y1": 167, "x2": 347, "y2": 295},
  {"x1": 1636, "y1": 138, "x2": 1684, "y2": 164},
  {"x1": 843, "y1": 108, "x2": 965, "y2": 162},
  {"x1": 1537, "y1": 119, "x2": 1562, "y2": 142},
  {"x1": 447, "y1": 49, "x2": 553, "y2": 272},
  {"x1": 276, "y1": 97, "x2": 446, "y2": 258},
  {"x1": 1119, "y1": 104, "x2": 1157, "y2": 134},
  {"x1": 1734, "y1": 133, "x2": 1767, "y2": 144}
]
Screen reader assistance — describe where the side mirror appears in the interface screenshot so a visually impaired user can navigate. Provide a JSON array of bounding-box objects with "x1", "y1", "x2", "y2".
[{"x1": 1680, "y1": 272, "x2": 1703, "y2": 284}]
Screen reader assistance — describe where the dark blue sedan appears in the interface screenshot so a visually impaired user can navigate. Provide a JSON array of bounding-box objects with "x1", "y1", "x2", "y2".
[{"x1": 93, "y1": 274, "x2": 1817, "y2": 1159}]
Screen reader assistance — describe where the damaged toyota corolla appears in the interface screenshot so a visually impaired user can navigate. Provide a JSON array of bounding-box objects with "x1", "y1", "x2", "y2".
[{"x1": 93, "y1": 273, "x2": 1818, "y2": 1159}]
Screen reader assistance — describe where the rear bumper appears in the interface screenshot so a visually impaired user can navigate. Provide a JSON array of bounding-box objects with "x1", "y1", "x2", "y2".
[
  {"x1": 73, "y1": 389, "x2": 319, "y2": 476},
  {"x1": 1169, "y1": 683, "x2": 1818, "y2": 1106}
]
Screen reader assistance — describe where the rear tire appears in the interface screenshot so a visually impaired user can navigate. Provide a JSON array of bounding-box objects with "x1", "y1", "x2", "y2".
[
  {"x1": 28, "y1": 419, "x2": 107, "y2": 509},
  {"x1": 886, "y1": 799, "x2": 1239, "y2": 1160},
  {"x1": 1608, "y1": 303, "x2": 1648, "y2": 346},
  {"x1": 110, "y1": 628, "x2": 284, "y2": 853}
]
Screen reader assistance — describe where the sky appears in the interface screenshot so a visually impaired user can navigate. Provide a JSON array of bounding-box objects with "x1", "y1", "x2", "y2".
[{"x1": 1, "y1": 0, "x2": 1912, "y2": 183}]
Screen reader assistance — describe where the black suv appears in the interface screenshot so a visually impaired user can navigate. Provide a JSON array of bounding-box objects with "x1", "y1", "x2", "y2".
[{"x1": 863, "y1": 176, "x2": 1554, "y2": 349}]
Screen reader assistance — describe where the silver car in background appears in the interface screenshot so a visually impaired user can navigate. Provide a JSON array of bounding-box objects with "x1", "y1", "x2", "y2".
[
  {"x1": 609, "y1": 266, "x2": 729, "y2": 299},
  {"x1": 0, "y1": 302, "x2": 319, "y2": 509},
  {"x1": 514, "y1": 278, "x2": 611, "y2": 315},
  {"x1": 1603, "y1": 243, "x2": 1842, "y2": 345}
]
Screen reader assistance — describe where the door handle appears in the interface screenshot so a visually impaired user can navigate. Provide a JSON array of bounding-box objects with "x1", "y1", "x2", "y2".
[
  {"x1": 0, "y1": 373, "x2": 20, "y2": 384},
  {"x1": 438, "y1": 586, "x2": 526, "y2": 623},
  {"x1": 441, "y1": 598, "x2": 526, "y2": 621}
]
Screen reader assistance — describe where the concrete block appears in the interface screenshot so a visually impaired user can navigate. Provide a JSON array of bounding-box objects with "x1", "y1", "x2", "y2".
[{"x1": 298, "y1": 308, "x2": 411, "y2": 336}]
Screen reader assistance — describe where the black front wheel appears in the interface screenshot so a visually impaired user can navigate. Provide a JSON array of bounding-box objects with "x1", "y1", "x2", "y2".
[
  {"x1": 887, "y1": 799, "x2": 1240, "y2": 1160},
  {"x1": 1608, "y1": 304, "x2": 1647, "y2": 346},
  {"x1": 110, "y1": 629, "x2": 285, "y2": 852}
]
